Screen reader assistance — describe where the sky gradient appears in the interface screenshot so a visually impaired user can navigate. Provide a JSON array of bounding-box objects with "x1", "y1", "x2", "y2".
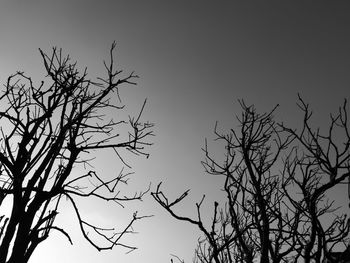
[{"x1": 0, "y1": 1, "x2": 350, "y2": 263}]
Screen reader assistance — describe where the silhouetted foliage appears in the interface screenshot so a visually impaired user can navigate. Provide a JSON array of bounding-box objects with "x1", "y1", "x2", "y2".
[
  {"x1": 152, "y1": 97, "x2": 350, "y2": 263},
  {"x1": 0, "y1": 42, "x2": 153, "y2": 263}
]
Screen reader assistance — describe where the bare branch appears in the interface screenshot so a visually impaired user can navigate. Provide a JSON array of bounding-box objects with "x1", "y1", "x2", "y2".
[{"x1": 0, "y1": 42, "x2": 153, "y2": 263}]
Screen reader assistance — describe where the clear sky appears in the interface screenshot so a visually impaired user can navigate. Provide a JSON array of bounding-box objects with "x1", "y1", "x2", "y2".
[{"x1": 0, "y1": 1, "x2": 350, "y2": 263}]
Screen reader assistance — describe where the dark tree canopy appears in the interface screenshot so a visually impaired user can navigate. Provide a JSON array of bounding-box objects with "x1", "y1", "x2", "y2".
[
  {"x1": 0, "y1": 42, "x2": 153, "y2": 263},
  {"x1": 153, "y1": 98, "x2": 350, "y2": 263}
]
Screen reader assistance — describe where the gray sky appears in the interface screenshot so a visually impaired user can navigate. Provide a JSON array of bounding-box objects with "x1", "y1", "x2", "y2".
[{"x1": 0, "y1": 1, "x2": 350, "y2": 263}]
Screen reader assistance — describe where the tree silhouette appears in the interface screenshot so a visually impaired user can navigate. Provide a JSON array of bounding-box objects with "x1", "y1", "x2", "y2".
[
  {"x1": 152, "y1": 97, "x2": 350, "y2": 263},
  {"x1": 0, "y1": 42, "x2": 153, "y2": 263}
]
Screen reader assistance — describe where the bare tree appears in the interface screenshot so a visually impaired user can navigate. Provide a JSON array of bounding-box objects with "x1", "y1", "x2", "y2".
[
  {"x1": 152, "y1": 97, "x2": 350, "y2": 263},
  {"x1": 280, "y1": 97, "x2": 350, "y2": 263},
  {"x1": 0, "y1": 42, "x2": 153, "y2": 263}
]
